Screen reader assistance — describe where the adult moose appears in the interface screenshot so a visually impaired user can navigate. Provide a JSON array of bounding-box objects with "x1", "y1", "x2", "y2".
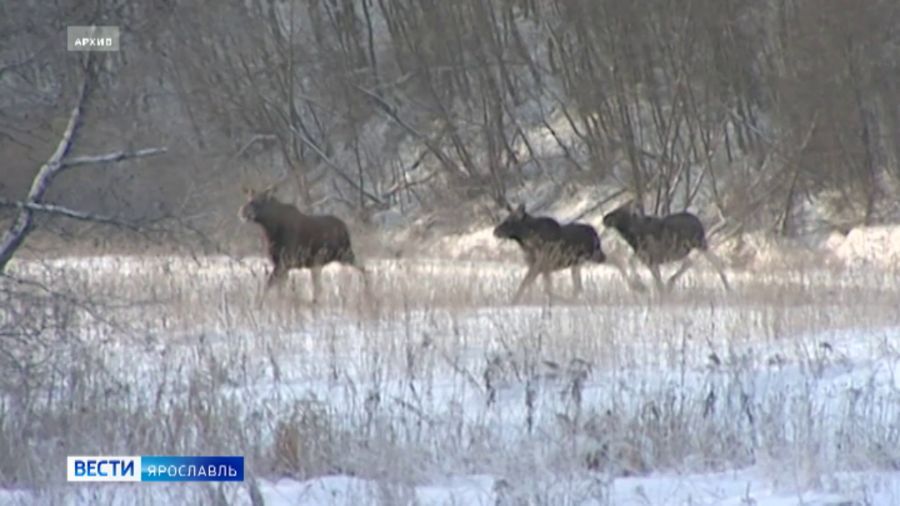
[
  {"x1": 238, "y1": 184, "x2": 368, "y2": 304},
  {"x1": 493, "y1": 203, "x2": 608, "y2": 303},
  {"x1": 602, "y1": 201, "x2": 730, "y2": 293}
]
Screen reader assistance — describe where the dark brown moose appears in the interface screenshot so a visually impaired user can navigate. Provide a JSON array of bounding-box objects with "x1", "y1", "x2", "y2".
[
  {"x1": 494, "y1": 203, "x2": 607, "y2": 303},
  {"x1": 239, "y1": 185, "x2": 367, "y2": 303},
  {"x1": 602, "y1": 201, "x2": 730, "y2": 293}
]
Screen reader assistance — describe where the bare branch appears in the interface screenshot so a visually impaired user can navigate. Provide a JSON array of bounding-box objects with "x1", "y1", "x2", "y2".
[
  {"x1": 0, "y1": 199, "x2": 141, "y2": 230},
  {"x1": 0, "y1": 69, "x2": 88, "y2": 272},
  {"x1": 234, "y1": 134, "x2": 278, "y2": 160},
  {"x1": 571, "y1": 188, "x2": 629, "y2": 222},
  {"x1": 0, "y1": 64, "x2": 168, "y2": 273},
  {"x1": 61, "y1": 147, "x2": 168, "y2": 168},
  {"x1": 353, "y1": 84, "x2": 461, "y2": 176},
  {"x1": 288, "y1": 125, "x2": 385, "y2": 205},
  {"x1": 382, "y1": 170, "x2": 439, "y2": 199}
]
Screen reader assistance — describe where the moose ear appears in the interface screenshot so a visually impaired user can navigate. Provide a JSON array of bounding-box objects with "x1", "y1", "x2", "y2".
[
  {"x1": 512, "y1": 203, "x2": 527, "y2": 220},
  {"x1": 260, "y1": 183, "x2": 278, "y2": 197}
]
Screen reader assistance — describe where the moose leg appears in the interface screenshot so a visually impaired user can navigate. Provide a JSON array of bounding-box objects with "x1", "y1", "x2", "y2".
[
  {"x1": 608, "y1": 255, "x2": 646, "y2": 292},
  {"x1": 700, "y1": 250, "x2": 731, "y2": 291},
  {"x1": 542, "y1": 271, "x2": 554, "y2": 300},
  {"x1": 666, "y1": 258, "x2": 693, "y2": 291},
  {"x1": 348, "y1": 262, "x2": 368, "y2": 277},
  {"x1": 351, "y1": 263, "x2": 371, "y2": 295},
  {"x1": 570, "y1": 265, "x2": 583, "y2": 296},
  {"x1": 512, "y1": 266, "x2": 539, "y2": 303},
  {"x1": 256, "y1": 262, "x2": 288, "y2": 309},
  {"x1": 338, "y1": 252, "x2": 373, "y2": 301},
  {"x1": 266, "y1": 263, "x2": 288, "y2": 291},
  {"x1": 648, "y1": 264, "x2": 666, "y2": 293},
  {"x1": 628, "y1": 255, "x2": 641, "y2": 276},
  {"x1": 310, "y1": 267, "x2": 323, "y2": 304},
  {"x1": 629, "y1": 255, "x2": 650, "y2": 291}
]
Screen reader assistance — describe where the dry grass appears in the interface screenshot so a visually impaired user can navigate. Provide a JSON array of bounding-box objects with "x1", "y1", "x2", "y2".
[{"x1": 2, "y1": 250, "x2": 900, "y2": 503}]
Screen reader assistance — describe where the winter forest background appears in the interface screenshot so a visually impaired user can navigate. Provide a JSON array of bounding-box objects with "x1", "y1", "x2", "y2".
[{"x1": 3, "y1": 0, "x2": 900, "y2": 251}]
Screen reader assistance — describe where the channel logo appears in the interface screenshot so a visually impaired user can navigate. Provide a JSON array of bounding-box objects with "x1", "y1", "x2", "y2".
[{"x1": 67, "y1": 456, "x2": 244, "y2": 482}]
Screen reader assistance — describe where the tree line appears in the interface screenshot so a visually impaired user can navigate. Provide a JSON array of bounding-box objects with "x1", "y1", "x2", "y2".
[{"x1": 2, "y1": 0, "x2": 898, "y2": 250}]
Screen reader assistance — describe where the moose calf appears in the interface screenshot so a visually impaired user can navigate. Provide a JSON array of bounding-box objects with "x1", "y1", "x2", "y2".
[
  {"x1": 602, "y1": 202, "x2": 730, "y2": 293},
  {"x1": 494, "y1": 203, "x2": 607, "y2": 303},
  {"x1": 239, "y1": 185, "x2": 367, "y2": 304}
]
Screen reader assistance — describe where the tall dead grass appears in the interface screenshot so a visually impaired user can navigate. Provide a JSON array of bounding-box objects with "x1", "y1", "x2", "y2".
[{"x1": 2, "y1": 251, "x2": 899, "y2": 504}]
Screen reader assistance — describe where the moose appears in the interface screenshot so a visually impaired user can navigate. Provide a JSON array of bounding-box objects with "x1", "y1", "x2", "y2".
[
  {"x1": 238, "y1": 184, "x2": 368, "y2": 304},
  {"x1": 602, "y1": 201, "x2": 730, "y2": 293},
  {"x1": 493, "y1": 203, "x2": 610, "y2": 303}
]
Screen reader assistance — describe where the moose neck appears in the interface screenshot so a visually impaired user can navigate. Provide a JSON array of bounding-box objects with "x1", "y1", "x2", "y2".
[
  {"x1": 254, "y1": 201, "x2": 308, "y2": 232},
  {"x1": 615, "y1": 217, "x2": 645, "y2": 249},
  {"x1": 510, "y1": 216, "x2": 542, "y2": 244}
]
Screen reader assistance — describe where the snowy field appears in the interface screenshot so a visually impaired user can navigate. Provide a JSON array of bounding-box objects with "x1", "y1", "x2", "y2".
[{"x1": 4, "y1": 232, "x2": 900, "y2": 505}]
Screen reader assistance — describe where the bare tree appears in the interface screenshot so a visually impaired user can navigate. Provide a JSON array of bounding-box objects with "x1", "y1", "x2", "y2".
[{"x1": 0, "y1": 61, "x2": 166, "y2": 273}]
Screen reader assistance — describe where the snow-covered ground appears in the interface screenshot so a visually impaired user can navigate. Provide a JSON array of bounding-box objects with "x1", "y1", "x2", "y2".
[
  {"x1": 6, "y1": 468, "x2": 896, "y2": 505},
  {"x1": 248, "y1": 468, "x2": 900, "y2": 505},
  {"x1": 4, "y1": 236, "x2": 900, "y2": 505}
]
